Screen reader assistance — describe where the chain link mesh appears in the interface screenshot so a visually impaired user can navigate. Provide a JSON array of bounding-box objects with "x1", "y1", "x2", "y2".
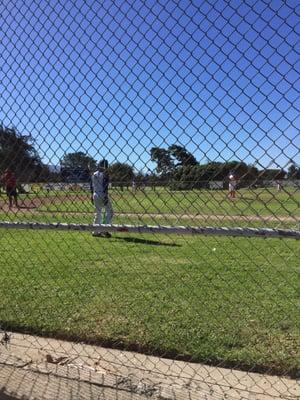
[{"x1": 0, "y1": 0, "x2": 299, "y2": 398}]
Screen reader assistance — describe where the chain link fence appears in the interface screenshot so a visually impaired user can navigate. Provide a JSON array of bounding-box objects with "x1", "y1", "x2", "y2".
[{"x1": 0, "y1": 0, "x2": 299, "y2": 398}]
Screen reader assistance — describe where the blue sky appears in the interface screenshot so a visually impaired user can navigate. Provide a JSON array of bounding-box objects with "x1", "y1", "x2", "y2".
[{"x1": 0, "y1": 0, "x2": 299, "y2": 172}]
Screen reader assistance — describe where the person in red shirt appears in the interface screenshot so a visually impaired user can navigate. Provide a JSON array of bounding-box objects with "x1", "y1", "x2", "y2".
[{"x1": 1, "y1": 169, "x2": 18, "y2": 208}]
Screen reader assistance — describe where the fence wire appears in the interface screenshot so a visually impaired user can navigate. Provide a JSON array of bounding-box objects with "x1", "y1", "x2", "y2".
[{"x1": 0, "y1": 0, "x2": 299, "y2": 399}]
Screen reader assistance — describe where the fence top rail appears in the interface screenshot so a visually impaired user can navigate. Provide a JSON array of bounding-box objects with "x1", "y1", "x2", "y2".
[{"x1": 0, "y1": 221, "x2": 299, "y2": 240}]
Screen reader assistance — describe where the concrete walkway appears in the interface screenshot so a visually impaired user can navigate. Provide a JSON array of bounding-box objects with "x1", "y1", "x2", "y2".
[{"x1": 0, "y1": 333, "x2": 299, "y2": 399}]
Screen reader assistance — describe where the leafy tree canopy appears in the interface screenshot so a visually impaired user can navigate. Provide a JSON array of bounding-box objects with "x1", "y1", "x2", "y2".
[
  {"x1": 287, "y1": 162, "x2": 300, "y2": 179},
  {"x1": 0, "y1": 125, "x2": 45, "y2": 181},
  {"x1": 169, "y1": 144, "x2": 198, "y2": 167},
  {"x1": 150, "y1": 147, "x2": 174, "y2": 175},
  {"x1": 60, "y1": 152, "x2": 96, "y2": 172},
  {"x1": 108, "y1": 162, "x2": 134, "y2": 184}
]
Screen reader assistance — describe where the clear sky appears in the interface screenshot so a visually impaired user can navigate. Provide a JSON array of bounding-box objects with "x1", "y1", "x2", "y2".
[{"x1": 0, "y1": 0, "x2": 299, "y2": 172}]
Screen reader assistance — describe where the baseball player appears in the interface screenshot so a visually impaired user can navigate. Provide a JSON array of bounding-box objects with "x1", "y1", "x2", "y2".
[
  {"x1": 90, "y1": 159, "x2": 113, "y2": 237},
  {"x1": 228, "y1": 173, "x2": 237, "y2": 199}
]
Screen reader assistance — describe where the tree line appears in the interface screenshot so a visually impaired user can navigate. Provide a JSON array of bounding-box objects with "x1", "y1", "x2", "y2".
[
  {"x1": 1, "y1": 125, "x2": 299, "y2": 189},
  {"x1": 150, "y1": 145, "x2": 300, "y2": 189}
]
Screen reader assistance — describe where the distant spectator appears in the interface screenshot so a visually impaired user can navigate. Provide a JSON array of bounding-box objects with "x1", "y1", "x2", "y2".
[
  {"x1": 1, "y1": 169, "x2": 18, "y2": 208},
  {"x1": 132, "y1": 179, "x2": 136, "y2": 193}
]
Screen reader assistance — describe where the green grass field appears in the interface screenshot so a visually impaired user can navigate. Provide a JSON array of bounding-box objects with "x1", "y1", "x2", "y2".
[
  {"x1": 0, "y1": 186, "x2": 299, "y2": 376},
  {"x1": 33, "y1": 186, "x2": 300, "y2": 218},
  {"x1": 0, "y1": 229, "x2": 299, "y2": 376},
  {"x1": 1, "y1": 186, "x2": 300, "y2": 230}
]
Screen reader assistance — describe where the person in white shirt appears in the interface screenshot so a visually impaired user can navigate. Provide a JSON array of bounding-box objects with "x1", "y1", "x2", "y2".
[
  {"x1": 91, "y1": 159, "x2": 113, "y2": 237},
  {"x1": 228, "y1": 173, "x2": 237, "y2": 199}
]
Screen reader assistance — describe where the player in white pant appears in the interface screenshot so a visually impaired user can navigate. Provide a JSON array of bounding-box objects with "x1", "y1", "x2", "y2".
[
  {"x1": 228, "y1": 173, "x2": 237, "y2": 199},
  {"x1": 91, "y1": 159, "x2": 113, "y2": 237}
]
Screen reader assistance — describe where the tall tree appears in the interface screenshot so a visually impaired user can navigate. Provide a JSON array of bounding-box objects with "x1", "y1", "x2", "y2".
[
  {"x1": 260, "y1": 169, "x2": 286, "y2": 180},
  {"x1": 108, "y1": 162, "x2": 134, "y2": 184},
  {"x1": 0, "y1": 125, "x2": 45, "y2": 181},
  {"x1": 60, "y1": 152, "x2": 96, "y2": 172},
  {"x1": 150, "y1": 147, "x2": 174, "y2": 175},
  {"x1": 287, "y1": 162, "x2": 299, "y2": 179},
  {"x1": 169, "y1": 144, "x2": 198, "y2": 167}
]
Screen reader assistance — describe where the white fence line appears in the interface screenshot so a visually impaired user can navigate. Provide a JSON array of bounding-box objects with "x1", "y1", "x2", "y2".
[
  {"x1": 0, "y1": 221, "x2": 299, "y2": 239},
  {"x1": 16, "y1": 180, "x2": 300, "y2": 193}
]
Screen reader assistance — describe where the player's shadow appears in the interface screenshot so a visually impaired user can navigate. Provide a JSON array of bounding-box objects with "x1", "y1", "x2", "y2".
[{"x1": 114, "y1": 236, "x2": 181, "y2": 247}]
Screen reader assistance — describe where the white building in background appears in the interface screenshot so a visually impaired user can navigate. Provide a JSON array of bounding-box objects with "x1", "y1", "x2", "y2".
[{"x1": 209, "y1": 181, "x2": 223, "y2": 190}]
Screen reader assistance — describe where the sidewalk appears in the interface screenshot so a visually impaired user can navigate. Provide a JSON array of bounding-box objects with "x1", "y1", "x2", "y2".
[{"x1": 0, "y1": 332, "x2": 299, "y2": 399}]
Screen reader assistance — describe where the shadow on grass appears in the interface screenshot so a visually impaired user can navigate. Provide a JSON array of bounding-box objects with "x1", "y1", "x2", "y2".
[{"x1": 113, "y1": 236, "x2": 181, "y2": 247}]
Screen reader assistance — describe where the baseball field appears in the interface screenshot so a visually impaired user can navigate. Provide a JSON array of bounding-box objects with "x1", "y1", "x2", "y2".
[{"x1": 0, "y1": 186, "x2": 299, "y2": 376}]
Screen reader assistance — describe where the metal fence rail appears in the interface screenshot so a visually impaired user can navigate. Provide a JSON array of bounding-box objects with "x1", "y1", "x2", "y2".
[{"x1": 1, "y1": 221, "x2": 300, "y2": 239}]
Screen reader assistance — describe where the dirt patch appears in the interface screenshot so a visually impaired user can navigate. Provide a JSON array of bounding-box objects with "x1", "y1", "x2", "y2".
[{"x1": 0, "y1": 194, "x2": 88, "y2": 209}]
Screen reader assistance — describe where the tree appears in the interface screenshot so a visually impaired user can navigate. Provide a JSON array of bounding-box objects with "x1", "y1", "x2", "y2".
[
  {"x1": 247, "y1": 165, "x2": 260, "y2": 182},
  {"x1": 222, "y1": 161, "x2": 250, "y2": 178},
  {"x1": 169, "y1": 144, "x2": 198, "y2": 167},
  {"x1": 287, "y1": 162, "x2": 300, "y2": 179},
  {"x1": 170, "y1": 160, "x2": 260, "y2": 190},
  {"x1": 150, "y1": 144, "x2": 198, "y2": 176},
  {"x1": 171, "y1": 165, "x2": 210, "y2": 190},
  {"x1": 260, "y1": 169, "x2": 286, "y2": 180},
  {"x1": 150, "y1": 147, "x2": 174, "y2": 175},
  {"x1": 0, "y1": 125, "x2": 45, "y2": 182},
  {"x1": 108, "y1": 162, "x2": 134, "y2": 185},
  {"x1": 60, "y1": 152, "x2": 96, "y2": 171},
  {"x1": 202, "y1": 161, "x2": 225, "y2": 180},
  {"x1": 60, "y1": 152, "x2": 96, "y2": 182}
]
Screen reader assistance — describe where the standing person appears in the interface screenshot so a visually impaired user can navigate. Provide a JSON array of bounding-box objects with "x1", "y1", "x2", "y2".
[
  {"x1": 132, "y1": 178, "x2": 136, "y2": 193},
  {"x1": 277, "y1": 181, "x2": 282, "y2": 191},
  {"x1": 228, "y1": 173, "x2": 237, "y2": 200},
  {"x1": 91, "y1": 159, "x2": 113, "y2": 237},
  {"x1": 1, "y1": 169, "x2": 18, "y2": 208}
]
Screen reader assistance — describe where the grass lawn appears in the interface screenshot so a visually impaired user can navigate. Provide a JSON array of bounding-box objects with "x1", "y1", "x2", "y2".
[
  {"x1": 0, "y1": 228, "x2": 299, "y2": 376},
  {"x1": 2, "y1": 186, "x2": 296, "y2": 229},
  {"x1": 35, "y1": 186, "x2": 300, "y2": 218}
]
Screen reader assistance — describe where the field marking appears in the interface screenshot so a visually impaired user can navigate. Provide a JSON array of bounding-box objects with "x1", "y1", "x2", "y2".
[{"x1": 1, "y1": 206, "x2": 300, "y2": 223}]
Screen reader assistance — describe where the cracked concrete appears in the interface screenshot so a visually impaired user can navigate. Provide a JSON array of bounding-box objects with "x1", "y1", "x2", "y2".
[{"x1": 0, "y1": 333, "x2": 299, "y2": 399}]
